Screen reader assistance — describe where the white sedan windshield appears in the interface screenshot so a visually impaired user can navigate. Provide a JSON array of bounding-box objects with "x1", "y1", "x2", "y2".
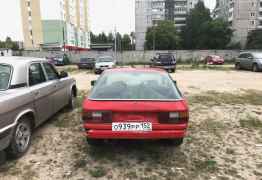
[
  {"x1": 0, "y1": 64, "x2": 12, "y2": 90},
  {"x1": 89, "y1": 71, "x2": 182, "y2": 100}
]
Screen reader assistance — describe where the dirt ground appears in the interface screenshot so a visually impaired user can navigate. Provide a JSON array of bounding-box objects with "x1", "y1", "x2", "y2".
[{"x1": 0, "y1": 67, "x2": 262, "y2": 180}]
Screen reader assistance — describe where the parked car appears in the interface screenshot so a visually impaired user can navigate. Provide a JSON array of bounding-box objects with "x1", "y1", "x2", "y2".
[
  {"x1": 52, "y1": 54, "x2": 70, "y2": 66},
  {"x1": 150, "y1": 53, "x2": 176, "y2": 73},
  {"x1": 82, "y1": 68, "x2": 189, "y2": 146},
  {"x1": 235, "y1": 52, "x2": 262, "y2": 72},
  {"x1": 77, "y1": 57, "x2": 95, "y2": 69},
  {"x1": 94, "y1": 56, "x2": 116, "y2": 74},
  {"x1": 45, "y1": 56, "x2": 55, "y2": 65},
  {"x1": 205, "y1": 55, "x2": 225, "y2": 65},
  {"x1": 0, "y1": 57, "x2": 77, "y2": 158}
]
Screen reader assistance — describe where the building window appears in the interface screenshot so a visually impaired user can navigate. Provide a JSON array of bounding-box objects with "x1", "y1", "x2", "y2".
[
  {"x1": 28, "y1": 11, "x2": 32, "y2": 17},
  {"x1": 260, "y1": 21, "x2": 262, "y2": 26},
  {"x1": 30, "y1": 30, "x2": 33, "y2": 36},
  {"x1": 260, "y1": 11, "x2": 262, "y2": 16},
  {"x1": 27, "y1": 1, "x2": 30, "y2": 7},
  {"x1": 251, "y1": 20, "x2": 255, "y2": 25},
  {"x1": 260, "y1": 2, "x2": 262, "y2": 7},
  {"x1": 251, "y1": 12, "x2": 255, "y2": 17}
]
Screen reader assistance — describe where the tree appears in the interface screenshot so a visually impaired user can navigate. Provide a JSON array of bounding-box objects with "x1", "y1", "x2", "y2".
[
  {"x1": 181, "y1": 1, "x2": 211, "y2": 49},
  {"x1": 201, "y1": 19, "x2": 233, "y2": 49},
  {"x1": 145, "y1": 20, "x2": 180, "y2": 50},
  {"x1": 121, "y1": 34, "x2": 132, "y2": 51},
  {"x1": 107, "y1": 32, "x2": 114, "y2": 43},
  {"x1": 246, "y1": 29, "x2": 262, "y2": 49}
]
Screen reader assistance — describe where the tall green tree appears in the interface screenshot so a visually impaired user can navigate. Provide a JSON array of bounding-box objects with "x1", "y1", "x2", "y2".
[
  {"x1": 181, "y1": 1, "x2": 211, "y2": 49},
  {"x1": 145, "y1": 20, "x2": 180, "y2": 50},
  {"x1": 246, "y1": 29, "x2": 262, "y2": 49},
  {"x1": 121, "y1": 34, "x2": 132, "y2": 51}
]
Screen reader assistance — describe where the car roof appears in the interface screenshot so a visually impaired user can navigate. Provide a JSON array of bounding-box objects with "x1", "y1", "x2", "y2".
[
  {"x1": 105, "y1": 67, "x2": 166, "y2": 73},
  {"x1": 0, "y1": 56, "x2": 46, "y2": 66}
]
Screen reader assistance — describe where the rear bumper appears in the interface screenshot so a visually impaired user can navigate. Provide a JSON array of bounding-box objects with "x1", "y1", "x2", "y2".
[
  {"x1": 86, "y1": 129, "x2": 186, "y2": 139},
  {"x1": 152, "y1": 65, "x2": 176, "y2": 70}
]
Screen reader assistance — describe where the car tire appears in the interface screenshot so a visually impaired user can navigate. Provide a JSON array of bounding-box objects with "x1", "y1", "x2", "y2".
[
  {"x1": 68, "y1": 91, "x2": 76, "y2": 110},
  {"x1": 161, "y1": 138, "x2": 184, "y2": 146},
  {"x1": 235, "y1": 63, "x2": 241, "y2": 70},
  {"x1": 6, "y1": 118, "x2": 32, "y2": 158},
  {"x1": 0, "y1": 151, "x2": 6, "y2": 165},
  {"x1": 86, "y1": 139, "x2": 103, "y2": 146},
  {"x1": 252, "y1": 64, "x2": 259, "y2": 72}
]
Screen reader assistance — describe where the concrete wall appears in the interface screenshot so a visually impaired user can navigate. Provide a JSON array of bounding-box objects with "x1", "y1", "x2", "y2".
[{"x1": 20, "y1": 50, "x2": 240, "y2": 64}]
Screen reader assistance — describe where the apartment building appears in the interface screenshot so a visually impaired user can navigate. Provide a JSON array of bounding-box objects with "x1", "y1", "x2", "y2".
[
  {"x1": 213, "y1": 0, "x2": 262, "y2": 47},
  {"x1": 20, "y1": 0, "x2": 90, "y2": 51},
  {"x1": 135, "y1": 0, "x2": 199, "y2": 50}
]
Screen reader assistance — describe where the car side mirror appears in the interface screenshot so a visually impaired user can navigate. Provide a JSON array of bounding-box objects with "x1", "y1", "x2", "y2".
[
  {"x1": 59, "y1": 71, "x2": 68, "y2": 78},
  {"x1": 91, "y1": 80, "x2": 96, "y2": 86},
  {"x1": 173, "y1": 80, "x2": 177, "y2": 84}
]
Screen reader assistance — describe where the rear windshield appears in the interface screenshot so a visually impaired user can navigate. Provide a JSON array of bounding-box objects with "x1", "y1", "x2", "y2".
[
  {"x1": 97, "y1": 57, "x2": 113, "y2": 63},
  {"x1": 0, "y1": 64, "x2": 12, "y2": 90},
  {"x1": 89, "y1": 71, "x2": 182, "y2": 100},
  {"x1": 81, "y1": 58, "x2": 93, "y2": 62},
  {"x1": 158, "y1": 55, "x2": 174, "y2": 62}
]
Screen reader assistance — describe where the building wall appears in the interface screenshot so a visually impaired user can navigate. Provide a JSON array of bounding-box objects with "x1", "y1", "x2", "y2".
[
  {"x1": 20, "y1": 0, "x2": 90, "y2": 50},
  {"x1": 214, "y1": 0, "x2": 262, "y2": 47},
  {"x1": 21, "y1": 0, "x2": 44, "y2": 50},
  {"x1": 135, "y1": 0, "x2": 199, "y2": 50},
  {"x1": 135, "y1": 0, "x2": 151, "y2": 51},
  {"x1": 42, "y1": 20, "x2": 66, "y2": 45}
]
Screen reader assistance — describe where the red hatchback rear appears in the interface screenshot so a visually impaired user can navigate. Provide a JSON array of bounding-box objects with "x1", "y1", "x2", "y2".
[{"x1": 82, "y1": 68, "x2": 189, "y2": 146}]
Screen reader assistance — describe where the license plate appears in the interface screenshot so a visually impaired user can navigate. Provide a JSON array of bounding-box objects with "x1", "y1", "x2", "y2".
[{"x1": 112, "y1": 122, "x2": 152, "y2": 131}]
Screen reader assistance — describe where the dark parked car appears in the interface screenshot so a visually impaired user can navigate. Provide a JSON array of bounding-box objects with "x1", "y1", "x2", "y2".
[
  {"x1": 235, "y1": 52, "x2": 262, "y2": 72},
  {"x1": 77, "y1": 58, "x2": 95, "y2": 69},
  {"x1": 47, "y1": 54, "x2": 70, "y2": 66},
  {"x1": 151, "y1": 53, "x2": 176, "y2": 73}
]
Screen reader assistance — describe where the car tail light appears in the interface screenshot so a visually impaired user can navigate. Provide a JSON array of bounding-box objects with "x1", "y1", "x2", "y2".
[
  {"x1": 82, "y1": 111, "x2": 112, "y2": 123},
  {"x1": 158, "y1": 111, "x2": 189, "y2": 124}
]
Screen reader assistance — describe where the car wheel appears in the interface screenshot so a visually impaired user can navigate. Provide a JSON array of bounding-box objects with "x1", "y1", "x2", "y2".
[
  {"x1": 0, "y1": 151, "x2": 6, "y2": 165},
  {"x1": 86, "y1": 139, "x2": 103, "y2": 146},
  {"x1": 68, "y1": 91, "x2": 76, "y2": 110},
  {"x1": 160, "y1": 138, "x2": 184, "y2": 146},
  {"x1": 235, "y1": 63, "x2": 241, "y2": 70},
  {"x1": 6, "y1": 118, "x2": 32, "y2": 158},
  {"x1": 252, "y1": 64, "x2": 259, "y2": 72}
]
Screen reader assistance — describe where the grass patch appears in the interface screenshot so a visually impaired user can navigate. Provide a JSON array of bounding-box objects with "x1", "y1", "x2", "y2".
[
  {"x1": 194, "y1": 159, "x2": 218, "y2": 172},
  {"x1": 198, "y1": 119, "x2": 226, "y2": 137},
  {"x1": 239, "y1": 115, "x2": 262, "y2": 129},
  {"x1": 188, "y1": 90, "x2": 262, "y2": 106},
  {"x1": 89, "y1": 166, "x2": 107, "y2": 178}
]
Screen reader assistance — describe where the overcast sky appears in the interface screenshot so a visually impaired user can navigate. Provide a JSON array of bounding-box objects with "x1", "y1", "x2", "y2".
[{"x1": 0, "y1": 0, "x2": 216, "y2": 41}]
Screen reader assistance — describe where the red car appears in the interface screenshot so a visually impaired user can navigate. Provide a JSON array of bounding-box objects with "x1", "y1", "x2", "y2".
[
  {"x1": 205, "y1": 55, "x2": 225, "y2": 65},
  {"x1": 82, "y1": 68, "x2": 189, "y2": 146}
]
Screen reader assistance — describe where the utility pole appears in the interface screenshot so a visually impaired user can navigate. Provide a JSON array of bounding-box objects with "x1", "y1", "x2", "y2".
[{"x1": 114, "y1": 26, "x2": 117, "y2": 61}]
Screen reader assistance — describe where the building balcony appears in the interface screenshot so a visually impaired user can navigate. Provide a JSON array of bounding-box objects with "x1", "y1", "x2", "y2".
[
  {"x1": 174, "y1": 17, "x2": 186, "y2": 21},
  {"x1": 229, "y1": 7, "x2": 234, "y2": 12},
  {"x1": 228, "y1": 16, "x2": 233, "y2": 22}
]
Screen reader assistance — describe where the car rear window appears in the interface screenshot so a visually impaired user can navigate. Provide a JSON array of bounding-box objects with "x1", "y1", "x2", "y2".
[
  {"x1": 97, "y1": 57, "x2": 113, "y2": 62},
  {"x1": 158, "y1": 55, "x2": 174, "y2": 62},
  {"x1": 89, "y1": 71, "x2": 182, "y2": 100},
  {"x1": 0, "y1": 64, "x2": 12, "y2": 90},
  {"x1": 81, "y1": 58, "x2": 92, "y2": 62}
]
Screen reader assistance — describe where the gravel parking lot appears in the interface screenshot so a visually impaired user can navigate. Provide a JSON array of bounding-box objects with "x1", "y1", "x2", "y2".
[{"x1": 1, "y1": 67, "x2": 262, "y2": 180}]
